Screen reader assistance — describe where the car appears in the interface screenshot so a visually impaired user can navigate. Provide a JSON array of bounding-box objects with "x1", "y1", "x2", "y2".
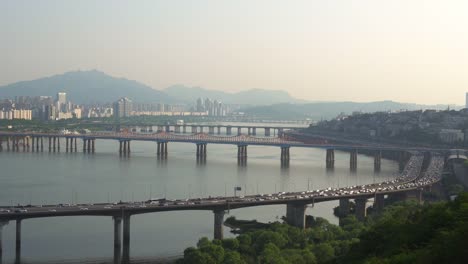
[
  {"x1": 49, "y1": 209, "x2": 57, "y2": 212},
  {"x1": 0, "y1": 209, "x2": 10, "y2": 213},
  {"x1": 15, "y1": 209, "x2": 28, "y2": 213},
  {"x1": 104, "y1": 206, "x2": 112, "y2": 209},
  {"x1": 79, "y1": 207, "x2": 89, "y2": 211}
]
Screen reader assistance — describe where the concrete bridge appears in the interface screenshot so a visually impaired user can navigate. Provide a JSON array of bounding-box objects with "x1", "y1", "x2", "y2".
[
  {"x1": 0, "y1": 131, "x2": 443, "y2": 172},
  {"x1": 0, "y1": 152, "x2": 445, "y2": 263}
]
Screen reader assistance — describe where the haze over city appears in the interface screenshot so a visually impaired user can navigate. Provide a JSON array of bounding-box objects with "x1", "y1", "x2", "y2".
[{"x1": 2, "y1": 0, "x2": 468, "y2": 105}]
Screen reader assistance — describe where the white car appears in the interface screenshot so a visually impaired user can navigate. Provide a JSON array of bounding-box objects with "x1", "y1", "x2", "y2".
[{"x1": 79, "y1": 207, "x2": 89, "y2": 211}]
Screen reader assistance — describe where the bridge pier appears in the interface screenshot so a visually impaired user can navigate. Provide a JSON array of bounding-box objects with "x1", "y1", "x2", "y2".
[
  {"x1": 199, "y1": 126, "x2": 204, "y2": 133},
  {"x1": 374, "y1": 150, "x2": 382, "y2": 172},
  {"x1": 326, "y1": 149, "x2": 335, "y2": 169},
  {"x1": 374, "y1": 194, "x2": 385, "y2": 212},
  {"x1": 91, "y1": 139, "x2": 95, "y2": 153},
  {"x1": 286, "y1": 203, "x2": 307, "y2": 229},
  {"x1": 41, "y1": 137, "x2": 44, "y2": 152},
  {"x1": 0, "y1": 221, "x2": 8, "y2": 260},
  {"x1": 226, "y1": 127, "x2": 232, "y2": 135},
  {"x1": 182, "y1": 126, "x2": 187, "y2": 134},
  {"x1": 7, "y1": 137, "x2": 10, "y2": 151},
  {"x1": 66, "y1": 137, "x2": 69, "y2": 152},
  {"x1": 209, "y1": 127, "x2": 215, "y2": 135},
  {"x1": 217, "y1": 126, "x2": 221, "y2": 135},
  {"x1": 350, "y1": 149, "x2": 358, "y2": 171},
  {"x1": 281, "y1": 146, "x2": 290, "y2": 167},
  {"x1": 175, "y1": 125, "x2": 181, "y2": 133},
  {"x1": 191, "y1": 126, "x2": 197, "y2": 134},
  {"x1": 57, "y1": 137, "x2": 60, "y2": 152},
  {"x1": 0, "y1": 138, "x2": 3, "y2": 151},
  {"x1": 237, "y1": 145, "x2": 247, "y2": 159},
  {"x1": 265, "y1": 128, "x2": 271, "y2": 137},
  {"x1": 355, "y1": 198, "x2": 367, "y2": 221},
  {"x1": 213, "y1": 210, "x2": 225, "y2": 240},
  {"x1": 237, "y1": 127, "x2": 242, "y2": 136},
  {"x1": 252, "y1": 127, "x2": 256, "y2": 136},
  {"x1": 15, "y1": 219, "x2": 21, "y2": 261},
  {"x1": 278, "y1": 128, "x2": 284, "y2": 137},
  {"x1": 248, "y1": 128, "x2": 251, "y2": 136},
  {"x1": 87, "y1": 139, "x2": 91, "y2": 153},
  {"x1": 53, "y1": 137, "x2": 57, "y2": 152},
  {"x1": 196, "y1": 143, "x2": 207, "y2": 158},
  {"x1": 122, "y1": 214, "x2": 131, "y2": 264},
  {"x1": 113, "y1": 216, "x2": 122, "y2": 264},
  {"x1": 48, "y1": 137, "x2": 51, "y2": 152},
  {"x1": 338, "y1": 198, "x2": 350, "y2": 217},
  {"x1": 31, "y1": 137, "x2": 35, "y2": 152},
  {"x1": 165, "y1": 125, "x2": 170, "y2": 133}
]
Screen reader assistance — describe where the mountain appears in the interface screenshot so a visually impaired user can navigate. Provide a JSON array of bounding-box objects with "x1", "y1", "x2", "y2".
[
  {"x1": 0, "y1": 70, "x2": 173, "y2": 104},
  {"x1": 164, "y1": 85, "x2": 307, "y2": 105},
  {"x1": 241, "y1": 101, "x2": 461, "y2": 120}
]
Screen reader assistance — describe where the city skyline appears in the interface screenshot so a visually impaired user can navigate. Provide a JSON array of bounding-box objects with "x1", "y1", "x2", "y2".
[{"x1": 2, "y1": 0, "x2": 468, "y2": 105}]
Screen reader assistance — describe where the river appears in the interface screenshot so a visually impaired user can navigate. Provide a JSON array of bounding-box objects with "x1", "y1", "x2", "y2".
[{"x1": 0, "y1": 125, "x2": 398, "y2": 263}]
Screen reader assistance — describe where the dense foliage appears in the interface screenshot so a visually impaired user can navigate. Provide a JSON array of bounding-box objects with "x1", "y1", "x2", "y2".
[{"x1": 178, "y1": 193, "x2": 468, "y2": 264}]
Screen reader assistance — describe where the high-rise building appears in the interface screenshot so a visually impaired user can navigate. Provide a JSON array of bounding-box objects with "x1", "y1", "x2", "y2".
[
  {"x1": 465, "y1": 93, "x2": 468, "y2": 108},
  {"x1": 56, "y1": 92, "x2": 67, "y2": 105},
  {"x1": 113, "y1": 97, "x2": 133, "y2": 118}
]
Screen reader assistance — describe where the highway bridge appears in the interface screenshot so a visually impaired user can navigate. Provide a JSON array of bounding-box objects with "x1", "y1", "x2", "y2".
[
  {"x1": 0, "y1": 151, "x2": 446, "y2": 264},
  {"x1": 0, "y1": 130, "x2": 448, "y2": 172}
]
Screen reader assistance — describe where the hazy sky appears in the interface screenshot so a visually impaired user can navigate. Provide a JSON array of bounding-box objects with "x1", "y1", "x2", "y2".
[{"x1": 1, "y1": 0, "x2": 467, "y2": 105}]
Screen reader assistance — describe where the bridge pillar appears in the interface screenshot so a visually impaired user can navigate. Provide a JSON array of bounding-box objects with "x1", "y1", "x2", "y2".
[
  {"x1": 200, "y1": 126, "x2": 204, "y2": 133},
  {"x1": 53, "y1": 137, "x2": 56, "y2": 152},
  {"x1": 22, "y1": 137, "x2": 26, "y2": 152},
  {"x1": 66, "y1": 138, "x2": 69, "y2": 152},
  {"x1": 32, "y1": 137, "x2": 35, "y2": 152},
  {"x1": 350, "y1": 149, "x2": 358, "y2": 171},
  {"x1": 374, "y1": 150, "x2": 382, "y2": 172},
  {"x1": 286, "y1": 203, "x2": 307, "y2": 229},
  {"x1": 265, "y1": 128, "x2": 271, "y2": 137},
  {"x1": 390, "y1": 192, "x2": 407, "y2": 202},
  {"x1": 175, "y1": 125, "x2": 180, "y2": 133},
  {"x1": 91, "y1": 139, "x2": 95, "y2": 153},
  {"x1": 338, "y1": 198, "x2": 350, "y2": 217},
  {"x1": 192, "y1": 126, "x2": 197, "y2": 134},
  {"x1": 122, "y1": 214, "x2": 131, "y2": 264},
  {"x1": 119, "y1": 141, "x2": 123, "y2": 154},
  {"x1": 48, "y1": 137, "x2": 51, "y2": 152},
  {"x1": 326, "y1": 149, "x2": 335, "y2": 169},
  {"x1": 374, "y1": 194, "x2": 385, "y2": 212},
  {"x1": 209, "y1": 127, "x2": 215, "y2": 135},
  {"x1": 248, "y1": 127, "x2": 251, "y2": 136},
  {"x1": 7, "y1": 137, "x2": 10, "y2": 151},
  {"x1": 217, "y1": 126, "x2": 221, "y2": 135},
  {"x1": 182, "y1": 126, "x2": 187, "y2": 134},
  {"x1": 157, "y1": 142, "x2": 161, "y2": 157},
  {"x1": 113, "y1": 216, "x2": 122, "y2": 264},
  {"x1": 0, "y1": 221, "x2": 8, "y2": 259},
  {"x1": 226, "y1": 127, "x2": 232, "y2": 135},
  {"x1": 281, "y1": 146, "x2": 290, "y2": 167},
  {"x1": 86, "y1": 139, "x2": 91, "y2": 153},
  {"x1": 213, "y1": 210, "x2": 225, "y2": 240},
  {"x1": 0, "y1": 138, "x2": 2, "y2": 151},
  {"x1": 57, "y1": 137, "x2": 60, "y2": 152},
  {"x1": 252, "y1": 127, "x2": 256, "y2": 136},
  {"x1": 354, "y1": 198, "x2": 367, "y2": 221},
  {"x1": 41, "y1": 137, "x2": 44, "y2": 152},
  {"x1": 127, "y1": 141, "x2": 131, "y2": 154},
  {"x1": 237, "y1": 127, "x2": 242, "y2": 136},
  {"x1": 165, "y1": 125, "x2": 170, "y2": 133},
  {"x1": 122, "y1": 141, "x2": 127, "y2": 154},
  {"x1": 15, "y1": 219, "x2": 21, "y2": 261},
  {"x1": 278, "y1": 128, "x2": 284, "y2": 137}
]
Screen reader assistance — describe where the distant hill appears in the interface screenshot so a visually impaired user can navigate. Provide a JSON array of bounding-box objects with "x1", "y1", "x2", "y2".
[
  {"x1": 241, "y1": 101, "x2": 461, "y2": 120},
  {"x1": 164, "y1": 85, "x2": 308, "y2": 105},
  {"x1": 0, "y1": 70, "x2": 173, "y2": 104}
]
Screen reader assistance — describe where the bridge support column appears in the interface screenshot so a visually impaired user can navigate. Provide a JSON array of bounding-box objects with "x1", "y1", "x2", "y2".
[
  {"x1": 226, "y1": 127, "x2": 232, "y2": 135},
  {"x1": 326, "y1": 149, "x2": 335, "y2": 169},
  {"x1": 7, "y1": 137, "x2": 10, "y2": 151},
  {"x1": 165, "y1": 125, "x2": 170, "y2": 133},
  {"x1": 278, "y1": 128, "x2": 284, "y2": 137},
  {"x1": 265, "y1": 128, "x2": 271, "y2": 137},
  {"x1": 217, "y1": 126, "x2": 221, "y2": 135},
  {"x1": 281, "y1": 146, "x2": 290, "y2": 167},
  {"x1": 374, "y1": 150, "x2": 382, "y2": 172},
  {"x1": 374, "y1": 194, "x2": 385, "y2": 212},
  {"x1": 57, "y1": 137, "x2": 60, "y2": 152},
  {"x1": 0, "y1": 138, "x2": 2, "y2": 151},
  {"x1": 113, "y1": 216, "x2": 122, "y2": 264},
  {"x1": 0, "y1": 221, "x2": 9, "y2": 260},
  {"x1": 350, "y1": 149, "x2": 358, "y2": 171},
  {"x1": 355, "y1": 198, "x2": 367, "y2": 221},
  {"x1": 191, "y1": 126, "x2": 197, "y2": 134},
  {"x1": 248, "y1": 128, "x2": 251, "y2": 136},
  {"x1": 32, "y1": 137, "x2": 35, "y2": 152},
  {"x1": 286, "y1": 203, "x2": 307, "y2": 229},
  {"x1": 199, "y1": 126, "x2": 204, "y2": 133},
  {"x1": 252, "y1": 127, "x2": 256, "y2": 136},
  {"x1": 119, "y1": 141, "x2": 123, "y2": 154},
  {"x1": 66, "y1": 138, "x2": 69, "y2": 152},
  {"x1": 87, "y1": 139, "x2": 91, "y2": 153},
  {"x1": 157, "y1": 142, "x2": 161, "y2": 156},
  {"x1": 209, "y1": 127, "x2": 215, "y2": 135},
  {"x1": 183, "y1": 126, "x2": 187, "y2": 134},
  {"x1": 15, "y1": 219, "x2": 21, "y2": 261},
  {"x1": 53, "y1": 137, "x2": 56, "y2": 152},
  {"x1": 127, "y1": 141, "x2": 131, "y2": 154},
  {"x1": 237, "y1": 127, "x2": 242, "y2": 136},
  {"x1": 122, "y1": 214, "x2": 131, "y2": 264},
  {"x1": 338, "y1": 198, "x2": 350, "y2": 217},
  {"x1": 41, "y1": 137, "x2": 44, "y2": 152},
  {"x1": 213, "y1": 210, "x2": 225, "y2": 240},
  {"x1": 48, "y1": 137, "x2": 51, "y2": 152},
  {"x1": 91, "y1": 139, "x2": 95, "y2": 153},
  {"x1": 390, "y1": 192, "x2": 407, "y2": 202}
]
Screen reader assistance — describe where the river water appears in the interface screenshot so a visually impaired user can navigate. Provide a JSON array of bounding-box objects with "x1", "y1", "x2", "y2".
[{"x1": 0, "y1": 124, "x2": 398, "y2": 263}]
